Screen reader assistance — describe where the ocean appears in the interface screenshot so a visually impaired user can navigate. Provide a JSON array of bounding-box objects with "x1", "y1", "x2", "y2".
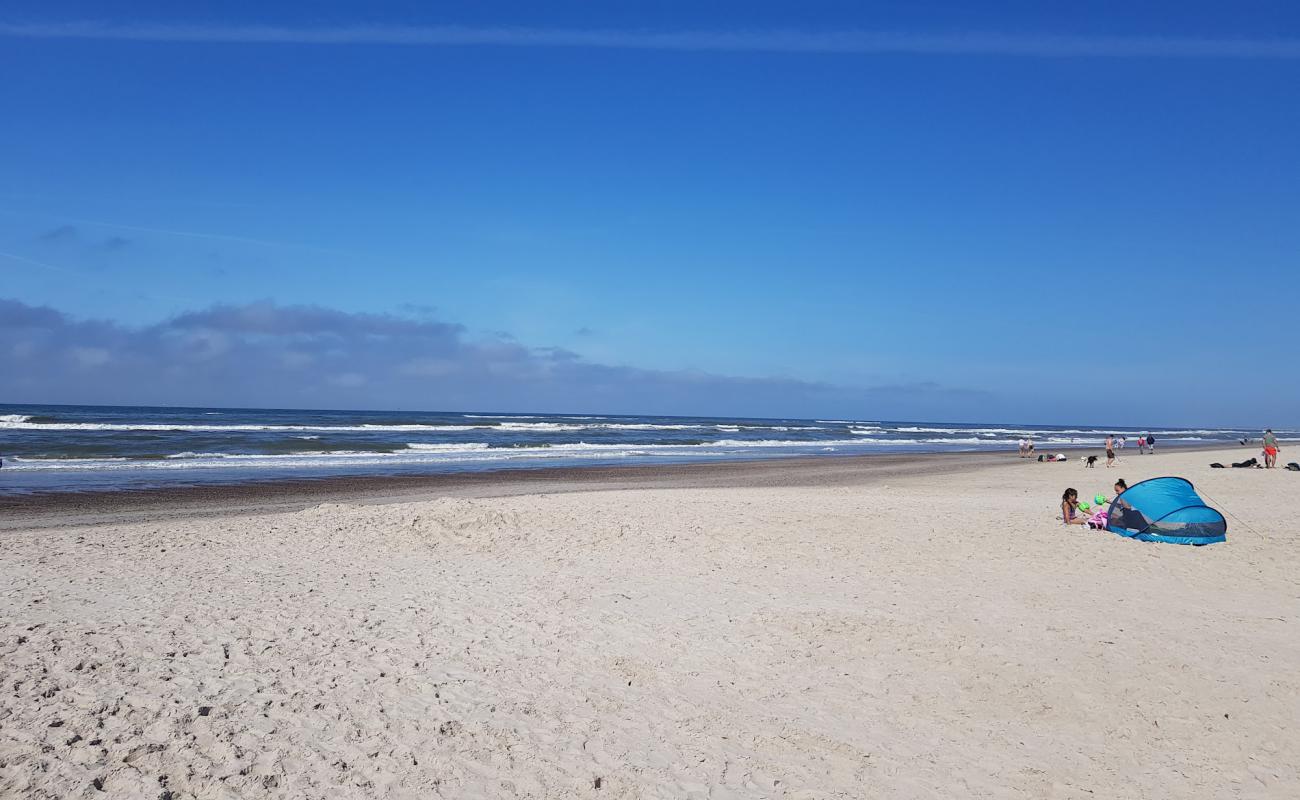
[{"x1": 0, "y1": 404, "x2": 1279, "y2": 494}]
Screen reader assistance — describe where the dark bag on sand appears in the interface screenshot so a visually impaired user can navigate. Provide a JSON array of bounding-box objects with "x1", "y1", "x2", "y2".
[
  {"x1": 1286, "y1": 462, "x2": 1300, "y2": 472},
  {"x1": 1231, "y1": 458, "x2": 1258, "y2": 468},
  {"x1": 1210, "y1": 463, "x2": 1225, "y2": 469}
]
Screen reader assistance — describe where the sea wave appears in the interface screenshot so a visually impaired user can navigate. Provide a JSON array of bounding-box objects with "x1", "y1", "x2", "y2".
[
  {"x1": 2, "y1": 436, "x2": 947, "y2": 472},
  {"x1": 0, "y1": 418, "x2": 809, "y2": 434},
  {"x1": 0, "y1": 420, "x2": 474, "y2": 433}
]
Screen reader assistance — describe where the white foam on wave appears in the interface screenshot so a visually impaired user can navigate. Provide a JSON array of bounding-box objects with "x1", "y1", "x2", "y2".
[
  {"x1": 2, "y1": 416, "x2": 838, "y2": 435},
  {"x1": 7, "y1": 456, "x2": 131, "y2": 465},
  {"x1": 0, "y1": 419, "x2": 487, "y2": 433},
  {"x1": 715, "y1": 424, "x2": 823, "y2": 432},
  {"x1": 164, "y1": 450, "x2": 402, "y2": 460},
  {"x1": 4, "y1": 436, "x2": 979, "y2": 472},
  {"x1": 405, "y1": 442, "x2": 492, "y2": 452},
  {"x1": 3, "y1": 419, "x2": 725, "y2": 433},
  {"x1": 492, "y1": 421, "x2": 712, "y2": 432},
  {"x1": 842, "y1": 437, "x2": 992, "y2": 446},
  {"x1": 894, "y1": 426, "x2": 1084, "y2": 436},
  {"x1": 1, "y1": 420, "x2": 556, "y2": 433}
]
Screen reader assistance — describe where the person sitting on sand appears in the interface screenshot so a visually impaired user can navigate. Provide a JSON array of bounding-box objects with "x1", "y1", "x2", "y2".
[
  {"x1": 1263, "y1": 429, "x2": 1280, "y2": 469},
  {"x1": 1112, "y1": 479, "x2": 1129, "y2": 507},
  {"x1": 1106, "y1": 479, "x2": 1150, "y2": 530},
  {"x1": 1061, "y1": 488, "x2": 1088, "y2": 526}
]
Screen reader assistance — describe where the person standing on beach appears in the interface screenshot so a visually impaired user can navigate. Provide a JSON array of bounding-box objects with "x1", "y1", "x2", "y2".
[
  {"x1": 1138, "y1": 434, "x2": 1148, "y2": 455},
  {"x1": 1147, "y1": 433, "x2": 1156, "y2": 454},
  {"x1": 1105, "y1": 434, "x2": 1116, "y2": 468},
  {"x1": 1263, "y1": 429, "x2": 1280, "y2": 468}
]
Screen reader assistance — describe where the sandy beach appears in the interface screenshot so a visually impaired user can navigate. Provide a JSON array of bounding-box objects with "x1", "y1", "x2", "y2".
[{"x1": 2, "y1": 445, "x2": 1296, "y2": 799}]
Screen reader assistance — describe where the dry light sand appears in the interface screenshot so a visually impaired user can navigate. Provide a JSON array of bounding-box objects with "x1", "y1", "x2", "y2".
[{"x1": 1, "y1": 446, "x2": 1297, "y2": 799}]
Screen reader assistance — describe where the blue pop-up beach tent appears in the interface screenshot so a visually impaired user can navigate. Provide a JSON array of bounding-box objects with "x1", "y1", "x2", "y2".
[{"x1": 1106, "y1": 477, "x2": 1227, "y2": 545}]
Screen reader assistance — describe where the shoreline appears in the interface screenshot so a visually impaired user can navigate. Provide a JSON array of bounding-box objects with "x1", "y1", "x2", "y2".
[
  {"x1": 0, "y1": 441, "x2": 1249, "y2": 531},
  {"x1": 0, "y1": 451, "x2": 1004, "y2": 530}
]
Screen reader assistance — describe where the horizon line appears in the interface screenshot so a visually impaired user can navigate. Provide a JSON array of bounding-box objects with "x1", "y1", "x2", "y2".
[{"x1": 1, "y1": 21, "x2": 1299, "y2": 59}]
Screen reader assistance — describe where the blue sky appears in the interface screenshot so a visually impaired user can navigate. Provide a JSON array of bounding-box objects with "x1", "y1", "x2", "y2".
[{"x1": 2, "y1": 2, "x2": 1298, "y2": 424}]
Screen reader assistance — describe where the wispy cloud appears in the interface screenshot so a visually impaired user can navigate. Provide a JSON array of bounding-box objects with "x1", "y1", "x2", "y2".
[
  {"x1": 33, "y1": 224, "x2": 133, "y2": 252},
  {"x1": 0, "y1": 250, "x2": 83, "y2": 277},
  {"x1": 0, "y1": 210, "x2": 348, "y2": 258},
  {"x1": 37, "y1": 225, "x2": 78, "y2": 244},
  {"x1": 57, "y1": 216, "x2": 342, "y2": 256},
  {"x1": 1, "y1": 21, "x2": 1298, "y2": 59}
]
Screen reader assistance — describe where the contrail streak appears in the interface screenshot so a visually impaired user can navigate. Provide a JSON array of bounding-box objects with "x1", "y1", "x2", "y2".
[{"x1": 1, "y1": 21, "x2": 1298, "y2": 59}]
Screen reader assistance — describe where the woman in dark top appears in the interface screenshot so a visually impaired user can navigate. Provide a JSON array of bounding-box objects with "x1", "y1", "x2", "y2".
[{"x1": 1108, "y1": 479, "x2": 1148, "y2": 530}]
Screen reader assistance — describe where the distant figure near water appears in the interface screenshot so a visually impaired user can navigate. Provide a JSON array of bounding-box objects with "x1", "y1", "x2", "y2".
[
  {"x1": 1138, "y1": 434, "x2": 1148, "y2": 455},
  {"x1": 1263, "y1": 429, "x2": 1280, "y2": 469},
  {"x1": 1105, "y1": 434, "x2": 1116, "y2": 468}
]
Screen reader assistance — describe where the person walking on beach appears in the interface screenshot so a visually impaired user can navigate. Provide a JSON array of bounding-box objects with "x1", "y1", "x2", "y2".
[
  {"x1": 1105, "y1": 434, "x2": 1116, "y2": 468},
  {"x1": 1263, "y1": 429, "x2": 1280, "y2": 469},
  {"x1": 1146, "y1": 433, "x2": 1156, "y2": 454},
  {"x1": 1138, "y1": 433, "x2": 1148, "y2": 455}
]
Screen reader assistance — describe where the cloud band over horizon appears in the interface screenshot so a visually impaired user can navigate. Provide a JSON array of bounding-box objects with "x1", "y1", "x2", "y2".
[
  {"x1": 2, "y1": 21, "x2": 1299, "y2": 59},
  {"x1": 0, "y1": 298, "x2": 979, "y2": 418}
]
